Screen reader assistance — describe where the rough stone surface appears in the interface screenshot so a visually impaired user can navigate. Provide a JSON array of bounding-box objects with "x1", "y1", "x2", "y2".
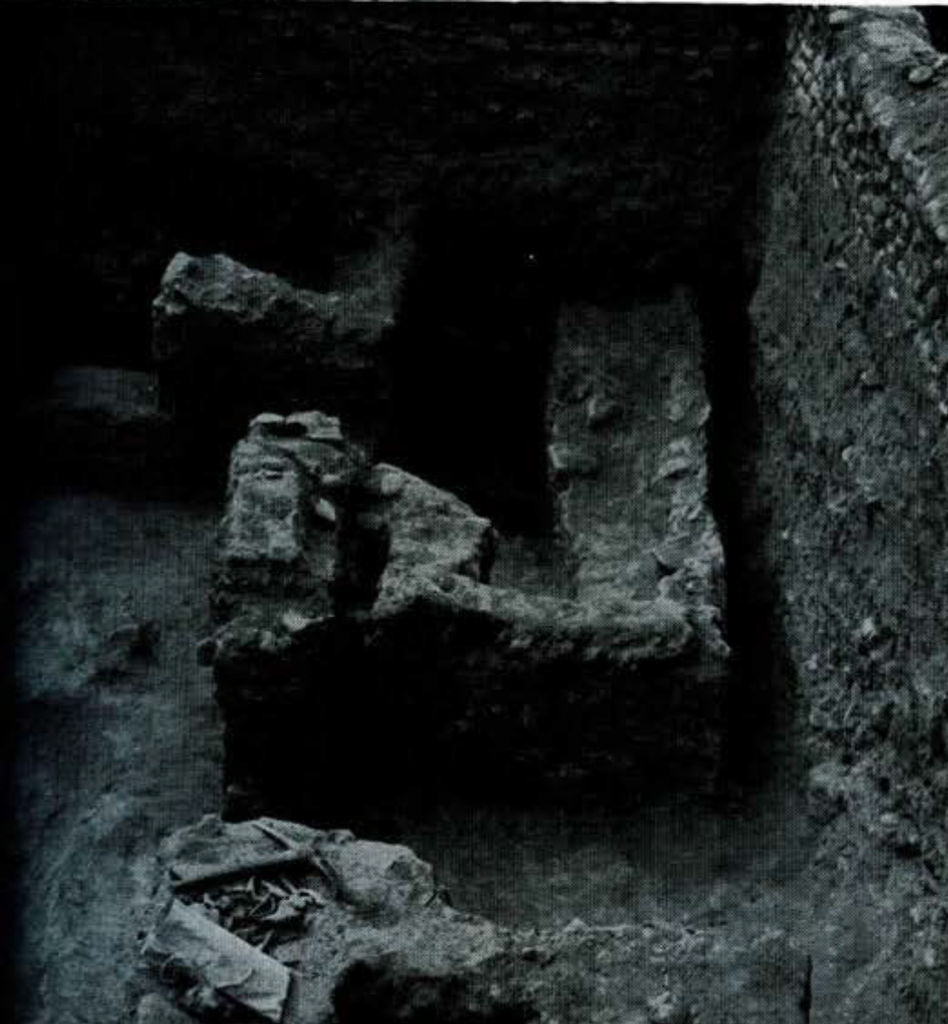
[
  {"x1": 210, "y1": 410, "x2": 728, "y2": 818},
  {"x1": 135, "y1": 994, "x2": 195, "y2": 1024},
  {"x1": 744, "y1": 8, "x2": 948, "y2": 1023},
  {"x1": 152, "y1": 252, "x2": 397, "y2": 441},
  {"x1": 142, "y1": 817, "x2": 811, "y2": 1024},
  {"x1": 550, "y1": 289, "x2": 725, "y2": 631},
  {"x1": 213, "y1": 410, "x2": 366, "y2": 623}
]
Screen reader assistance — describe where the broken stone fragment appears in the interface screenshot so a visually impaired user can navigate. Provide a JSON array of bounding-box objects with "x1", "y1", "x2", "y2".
[
  {"x1": 146, "y1": 818, "x2": 811, "y2": 1024},
  {"x1": 907, "y1": 64, "x2": 935, "y2": 87},
  {"x1": 152, "y1": 252, "x2": 391, "y2": 437},
  {"x1": 370, "y1": 463, "x2": 497, "y2": 585},
  {"x1": 548, "y1": 442, "x2": 601, "y2": 480},
  {"x1": 249, "y1": 412, "x2": 298, "y2": 437},
  {"x1": 585, "y1": 392, "x2": 621, "y2": 429},
  {"x1": 286, "y1": 410, "x2": 344, "y2": 442},
  {"x1": 142, "y1": 899, "x2": 291, "y2": 1024},
  {"x1": 312, "y1": 497, "x2": 337, "y2": 527}
]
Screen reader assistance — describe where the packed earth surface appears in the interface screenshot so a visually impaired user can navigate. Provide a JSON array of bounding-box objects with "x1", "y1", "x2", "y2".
[{"x1": 9, "y1": 6, "x2": 948, "y2": 1024}]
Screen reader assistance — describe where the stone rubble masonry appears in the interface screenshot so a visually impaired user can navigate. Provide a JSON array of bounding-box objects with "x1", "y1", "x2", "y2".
[
  {"x1": 208, "y1": 404, "x2": 729, "y2": 816},
  {"x1": 748, "y1": 8, "x2": 948, "y2": 1021},
  {"x1": 212, "y1": 410, "x2": 367, "y2": 626},
  {"x1": 139, "y1": 815, "x2": 812, "y2": 1024},
  {"x1": 768, "y1": 4, "x2": 948, "y2": 827},
  {"x1": 787, "y1": 7, "x2": 948, "y2": 379},
  {"x1": 549, "y1": 288, "x2": 726, "y2": 643}
]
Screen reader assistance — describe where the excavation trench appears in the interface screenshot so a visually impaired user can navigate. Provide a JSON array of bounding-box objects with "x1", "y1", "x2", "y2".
[
  {"x1": 205, "y1": 229, "x2": 813, "y2": 940},
  {"x1": 25, "y1": 7, "x2": 948, "y2": 1023},
  {"x1": 343, "y1": 261, "x2": 812, "y2": 933},
  {"x1": 11, "y1": 188, "x2": 819, "y2": 1024}
]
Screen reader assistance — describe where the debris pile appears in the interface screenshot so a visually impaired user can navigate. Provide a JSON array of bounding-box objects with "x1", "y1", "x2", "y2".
[{"x1": 139, "y1": 816, "x2": 812, "y2": 1024}]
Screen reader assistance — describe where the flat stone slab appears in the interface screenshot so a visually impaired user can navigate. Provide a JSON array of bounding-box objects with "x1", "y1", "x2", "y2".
[{"x1": 141, "y1": 817, "x2": 811, "y2": 1024}]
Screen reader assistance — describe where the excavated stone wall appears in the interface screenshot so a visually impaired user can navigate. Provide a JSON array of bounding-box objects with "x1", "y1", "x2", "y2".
[
  {"x1": 209, "y1": 403, "x2": 729, "y2": 820},
  {"x1": 748, "y1": 8, "x2": 948, "y2": 1020}
]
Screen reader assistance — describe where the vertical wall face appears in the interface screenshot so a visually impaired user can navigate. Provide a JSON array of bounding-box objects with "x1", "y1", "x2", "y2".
[{"x1": 750, "y1": 9, "x2": 948, "y2": 1016}]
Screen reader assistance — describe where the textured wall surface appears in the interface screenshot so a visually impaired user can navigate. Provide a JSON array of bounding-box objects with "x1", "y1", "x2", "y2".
[{"x1": 749, "y1": 8, "x2": 948, "y2": 1020}]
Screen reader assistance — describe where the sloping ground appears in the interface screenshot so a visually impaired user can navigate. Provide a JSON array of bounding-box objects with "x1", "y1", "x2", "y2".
[{"x1": 11, "y1": 493, "x2": 223, "y2": 1024}]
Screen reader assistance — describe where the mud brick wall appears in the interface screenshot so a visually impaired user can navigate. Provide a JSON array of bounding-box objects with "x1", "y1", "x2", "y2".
[{"x1": 749, "y1": 5, "x2": 948, "y2": 979}]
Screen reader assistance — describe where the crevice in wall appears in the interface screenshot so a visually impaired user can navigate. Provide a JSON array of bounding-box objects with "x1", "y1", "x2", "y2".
[{"x1": 695, "y1": 252, "x2": 801, "y2": 789}]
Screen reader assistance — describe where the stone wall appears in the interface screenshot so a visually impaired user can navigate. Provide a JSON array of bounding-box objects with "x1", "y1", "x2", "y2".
[{"x1": 749, "y1": 8, "x2": 948, "y2": 1019}]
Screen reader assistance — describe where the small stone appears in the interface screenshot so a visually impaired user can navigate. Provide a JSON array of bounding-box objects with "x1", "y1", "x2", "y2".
[
  {"x1": 249, "y1": 412, "x2": 288, "y2": 434},
  {"x1": 859, "y1": 367, "x2": 885, "y2": 390},
  {"x1": 653, "y1": 456, "x2": 692, "y2": 483},
  {"x1": 828, "y1": 9, "x2": 853, "y2": 27},
  {"x1": 586, "y1": 394, "x2": 621, "y2": 429},
  {"x1": 907, "y1": 65, "x2": 934, "y2": 87},
  {"x1": 321, "y1": 472, "x2": 346, "y2": 493},
  {"x1": 855, "y1": 616, "x2": 879, "y2": 646},
  {"x1": 287, "y1": 410, "x2": 343, "y2": 442},
  {"x1": 313, "y1": 497, "x2": 337, "y2": 527},
  {"x1": 548, "y1": 443, "x2": 601, "y2": 480}
]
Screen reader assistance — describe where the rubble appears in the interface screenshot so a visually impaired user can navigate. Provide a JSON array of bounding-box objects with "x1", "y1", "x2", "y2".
[
  {"x1": 141, "y1": 816, "x2": 811, "y2": 1024},
  {"x1": 551, "y1": 289, "x2": 725, "y2": 619},
  {"x1": 207, "y1": 395, "x2": 728, "y2": 816}
]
